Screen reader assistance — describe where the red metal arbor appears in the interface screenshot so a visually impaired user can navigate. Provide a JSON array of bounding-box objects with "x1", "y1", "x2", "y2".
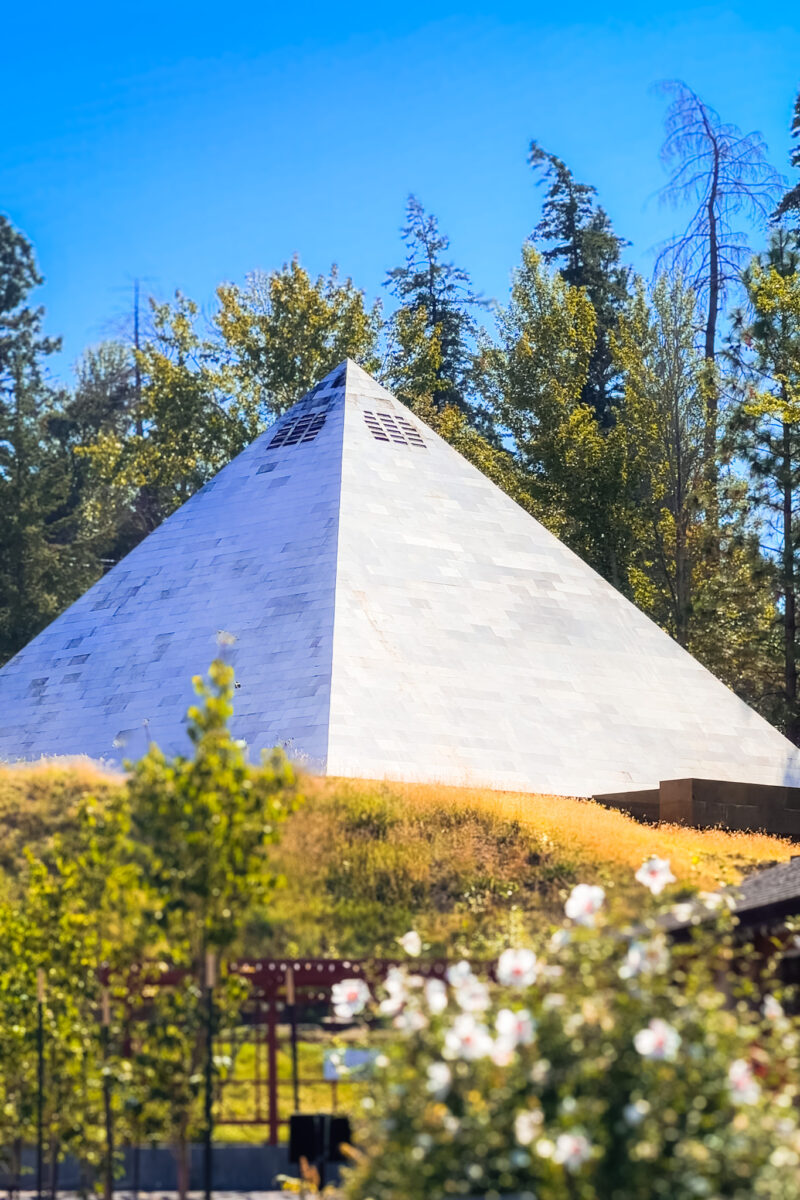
[{"x1": 222, "y1": 958, "x2": 452, "y2": 1144}]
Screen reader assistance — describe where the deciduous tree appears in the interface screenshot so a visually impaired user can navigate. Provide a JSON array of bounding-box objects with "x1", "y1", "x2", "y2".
[
  {"x1": 215, "y1": 258, "x2": 381, "y2": 416},
  {"x1": 480, "y1": 245, "x2": 632, "y2": 587},
  {"x1": 123, "y1": 660, "x2": 298, "y2": 1195}
]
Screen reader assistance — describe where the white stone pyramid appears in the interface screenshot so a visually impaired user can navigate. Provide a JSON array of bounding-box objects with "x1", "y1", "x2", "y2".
[{"x1": 1, "y1": 359, "x2": 799, "y2": 796}]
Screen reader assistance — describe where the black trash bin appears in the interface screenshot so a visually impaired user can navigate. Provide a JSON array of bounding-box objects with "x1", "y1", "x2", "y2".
[{"x1": 289, "y1": 1113, "x2": 352, "y2": 1184}]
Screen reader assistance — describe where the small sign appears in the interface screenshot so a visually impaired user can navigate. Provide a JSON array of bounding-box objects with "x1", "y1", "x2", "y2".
[{"x1": 323, "y1": 1048, "x2": 376, "y2": 1081}]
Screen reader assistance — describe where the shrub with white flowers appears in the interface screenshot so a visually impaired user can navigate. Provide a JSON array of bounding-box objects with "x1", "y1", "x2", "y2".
[{"x1": 340, "y1": 862, "x2": 800, "y2": 1200}]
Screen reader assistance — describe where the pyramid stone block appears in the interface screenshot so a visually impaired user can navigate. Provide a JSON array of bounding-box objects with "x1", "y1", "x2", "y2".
[{"x1": 1, "y1": 359, "x2": 799, "y2": 797}]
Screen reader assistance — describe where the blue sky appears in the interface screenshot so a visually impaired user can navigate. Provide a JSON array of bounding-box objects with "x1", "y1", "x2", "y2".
[{"x1": 2, "y1": 1, "x2": 799, "y2": 383}]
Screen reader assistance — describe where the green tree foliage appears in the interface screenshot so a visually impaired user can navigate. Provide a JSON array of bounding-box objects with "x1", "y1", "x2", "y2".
[
  {"x1": 78, "y1": 262, "x2": 380, "y2": 541},
  {"x1": 528, "y1": 142, "x2": 630, "y2": 426},
  {"x1": 120, "y1": 660, "x2": 297, "y2": 1194},
  {"x1": 729, "y1": 230, "x2": 800, "y2": 740},
  {"x1": 49, "y1": 342, "x2": 140, "y2": 557},
  {"x1": 613, "y1": 274, "x2": 708, "y2": 646},
  {"x1": 383, "y1": 307, "x2": 534, "y2": 510},
  {"x1": 481, "y1": 245, "x2": 633, "y2": 588},
  {"x1": 775, "y1": 88, "x2": 800, "y2": 225},
  {"x1": 0, "y1": 841, "x2": 124, "y2": 1188},
  {"x1": 0, "y1": 661, "x2": 297, "y2": 1196},
  {"x1": 612, "y1": 275, "x2": 776, "y2": 705},
  {"x1": 127, "y1": 658, "x2": 297, "y2": 958},
  {"x1": 0, "y1": 215, "x2": 94, "y2": 664},
  {"x1": 80, "y1": 296, "x2": 262, "y2": 534},
  {"x1": 383, "y1": 304, "x2": 443, "y2": 412},
  {"x1": 386, "y1": 197, "x2": 484, "y2": 415},
  {"x1": 216, "y1": 258, "x2": 381, "y2": 416}
]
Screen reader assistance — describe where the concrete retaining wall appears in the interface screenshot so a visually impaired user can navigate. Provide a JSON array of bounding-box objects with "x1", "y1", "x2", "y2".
[
  {"x1": 0, "y1": 1145, "x2": 294, "y2": 1193},
  {"x1": 595, "y1": 778, "x2": 800, "y2": 839}
]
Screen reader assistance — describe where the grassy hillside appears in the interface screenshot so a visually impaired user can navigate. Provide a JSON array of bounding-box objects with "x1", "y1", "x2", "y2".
[
  {"x1": 0, "y1": 762, "x2": 793, "y2": 958},
  {"x1": 0, "y1": 758, "x2": 121, "y2": 888},
  {"x1": 255, "y1": 776, "x2": 794, "y2": 958}
]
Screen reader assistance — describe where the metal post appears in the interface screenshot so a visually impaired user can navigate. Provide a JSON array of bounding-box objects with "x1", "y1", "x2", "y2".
[
  {"x1": 286, "y1": 968, "x2": 300, "y2": 1112},
  {"x1": 36, "y1": 969, "x2": 45, "y2": 1200},
  {"x1": 266, "y1": 999, "x2": 279, "y2": 1146},
  {"x1": 101, "y1": 986, "x2": 114, "y2": 1200},
  {"x1": 203, "y1": 950, "x2": 216, "y2": 1200},
  {"x1": 132, "y1": 1139, "x2": 140, "y2": 1200}
]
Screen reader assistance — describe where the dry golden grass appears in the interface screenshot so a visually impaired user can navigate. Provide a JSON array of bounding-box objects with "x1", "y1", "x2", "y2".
[
  {"x1": 0, "y1": 761, "x2": 793, "y2": 955},
  {"x1": 318, "y1": 777, "x2": 794, "y2": 891},
  {"x1": 0, "y1": 758, "x2": 122, "y2": 882}
]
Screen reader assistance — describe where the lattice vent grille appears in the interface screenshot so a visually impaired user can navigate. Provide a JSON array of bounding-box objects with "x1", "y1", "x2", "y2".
[
  {"x1": 363, "y1": 410, "x2": 426, "y2": 448},
  {"x1": 267, "y1": 411, "x2": 326, "y2": 449}
]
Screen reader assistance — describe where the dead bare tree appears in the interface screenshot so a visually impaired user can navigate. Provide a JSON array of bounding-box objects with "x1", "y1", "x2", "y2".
[{"x1": 655, "y1": 80, "x2": 784, "y2": 468}]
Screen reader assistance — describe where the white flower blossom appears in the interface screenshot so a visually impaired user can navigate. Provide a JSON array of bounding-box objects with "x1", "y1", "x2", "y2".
[
  {"x1": 443, "y1": 1013, "x2": 493, "y2": 1061},
  {"x1": 425, "y1": 1061, "x2": 452, "y2": 1099},
  {"x1": 454, "y1": 976, "x2": 491, "y2": 1013},
  {"x1": 393, "y1": 1005, "x2": 428, "y2": 1034},
  {"x1": 331, "y1": 978, "x2": 371, "y2": 1019},
  {"x1": 497, "y1": 947, "x2": 539, "y2": 988},
  {"x1": 425, "y1": 978, "x2": 448, "y2": 1015},
  {"x1": 397, "y1": 930, "x2": 422, "y2": 957},
  {"x1": 634, "y1": 1018, "x2": 681, "y2": 1061},
  {"x1": 635, "y1": 856, "x2": 676, "y2": 896},
  {"x1": 763, "y1": 994, "x2": 784, "y2": 1022},
  {"x1": 496, "y1": 1007, "x2": 536, "y2": 1047},
  {"x1": 729, "y1": 1058, "x2": 760, "y2": 1104},
  {"x1": 491, "y1": 1038, "x2": 516, "y2": 1066},
  {"x1": 446, "y1": 960, "x2": 475, "y2": 987},
  {"x1": 565, "y1": 884, "x2": 605, "y2": 926},
  {"x1": 619, "y1": 936, "x2": 669, "y2": 980},
  {"x1": 553, "y1": 1131, "x2": 593, "y2": 1171},
  {"x1": 379, "y1": 967, "x2": 408, "y2": 1016},
  {"x1": 514, "y1": 1110, "x2": 543, "y2": 1145}
]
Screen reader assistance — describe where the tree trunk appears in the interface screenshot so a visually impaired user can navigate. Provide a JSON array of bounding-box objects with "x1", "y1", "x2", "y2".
[
  {"x1": 673, "y1": 384, "x2": 690, "y2": 648},
  {"x1": 606, "y1": 536, "x2": 621, "y2": 591},
  {"x1": 175, "y1": 1136, "x2": 190, "y2": 1200},
  {"x1": 702, "y1": 147, "x2": 721, "y2": 552},
  {"x1": 48, "y1": 1138, "x2": 59, "y2": 1200},
  {"x1": 782, "y1": 419, "x2": 799, "y2": 743},
  {"x1": 674, "y1": 519, "x2": 691, "y2": 648},
  {"x1": 10, "y1": 1135, "x2": 22, "y2": 1200}
]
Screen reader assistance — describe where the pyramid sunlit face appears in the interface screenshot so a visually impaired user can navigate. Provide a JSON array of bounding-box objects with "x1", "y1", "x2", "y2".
[{"x1": 1, "y1": 360, "x2": 799, "y2": 797}]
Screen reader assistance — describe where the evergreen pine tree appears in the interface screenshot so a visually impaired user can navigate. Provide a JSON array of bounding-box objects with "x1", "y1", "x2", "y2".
[
  {"x1": 776, "y1": 88, "x2": 800, "y2": 225},
  {"x1": 729, "y1": 229, "x2": 800, "y2": 741},
  {"x1": 385, "y1": 196, "x2": 484, "y2": 416},
  {"x1": 528, "y1": 143, "x2": 630, "y2": 426},
  {"x1": 0, "y1": 215, "x2": 79, "y2": 663}
]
